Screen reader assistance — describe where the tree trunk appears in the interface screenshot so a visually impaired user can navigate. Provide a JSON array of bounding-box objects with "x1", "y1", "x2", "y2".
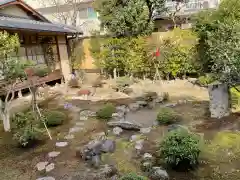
[
  {"x1": 1, "y1": 110, "x2": 10, "y2": 132},
  {"x1": 113, "y1": 68, "x2": 117, "y2": 79},
  {"x1": 208, "y1": 83, "x2": 230, "y2": 118}
]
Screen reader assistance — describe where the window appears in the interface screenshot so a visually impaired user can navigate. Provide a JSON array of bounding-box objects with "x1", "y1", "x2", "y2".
[{"x1": 87, "y1": 7, "x2": 97, "y2": 19}]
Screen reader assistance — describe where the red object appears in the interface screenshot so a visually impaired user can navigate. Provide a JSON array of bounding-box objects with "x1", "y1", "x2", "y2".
[
  {"x1": 155, "y1": 48, "x2": 160, "y2": 57},
  {"x1": 77, "y1": 89, "x2": 91, "y2": 96}
]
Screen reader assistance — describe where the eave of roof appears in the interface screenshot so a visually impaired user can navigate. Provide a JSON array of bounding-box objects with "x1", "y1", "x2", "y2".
[
  {"x1": 0, "y1": 16, "x2": 82, "y2": 34},
  {"x1": 0, "y1": 0, "x2": 50, "y2": 22}
]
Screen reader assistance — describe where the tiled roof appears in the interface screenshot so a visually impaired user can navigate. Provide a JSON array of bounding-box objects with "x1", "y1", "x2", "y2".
[
  {"x1": 0, "y1": 0, "x2": 15, "y2": 6},
  {"x1": 0, "y1": 16, "x2": 81, "y2": 34}
]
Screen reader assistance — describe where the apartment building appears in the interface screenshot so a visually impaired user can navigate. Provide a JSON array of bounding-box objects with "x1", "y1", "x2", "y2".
[
  {"x1": 154, "y1": 0, "x2": 221, "y2": 31},
  {"x1": 25, "y1": 0, "x2": 220, "y2": 36}
]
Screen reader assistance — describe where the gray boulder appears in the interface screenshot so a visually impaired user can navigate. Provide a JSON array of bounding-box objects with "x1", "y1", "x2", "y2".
[
  {"x1": 36, "y1": 177, "x2": 55, "y2": 180},
  {"x1": 136, "y1": 100, "x2": 148, "y2": 107},
  {"x1": 91, "y1": 155, "x2": 101, "y2": 168},
  {"x1": 101, "y1": 140, "x2": 116, "y2": 153},
  {"x1": 116, "y1": 105, "x2": 129, "y2": 113},
  {"x1": 149, "y1": 167, "x2": 169, "y2": 180},
  {"x1": 128, "y1": 103, "x2": 140, "y2": 111},
  {"x1": 140, "y1": 127, "x2": 151, "y2": 134},
  {"x1": 98, "y1": 164, "x2": 118, "y2": 178},
  {"x1": 113, "y1": 127, "x2": 123, "y2": 136},
  {"x1": 141, "y1": 161, "x2": 153, "y2": 172},
  {"x1": 108, "y1": 120, "x2": 142, "y2": 130},
  {"x1": 87, "y1": 140, "x2": 103, "y2": 155}
]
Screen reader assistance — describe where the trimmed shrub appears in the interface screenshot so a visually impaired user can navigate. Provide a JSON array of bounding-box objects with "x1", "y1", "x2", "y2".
[
  {"x1": 43, "y1": 110, "x2": 67, "y2": 127},
  {"x1": 120, "y1": 173, "x2": 147, "y2": 180},
  {"x1": 113, "y1": 76, "x2": 138, "y2": 92},
  {"x1": 34, "y1": 65, "x2": 50, "y2": 77},
  {"x1": 12, "y1": 111, "x2": 43, "y2": 147},
  {"x1": 160, "y1": 129, "x2": 200, "y2": 170},
  {"x1": 96, "y1": 103, "x2": 116, "y2": 120},
  {"x1": 197, "y1": 74, "x2": 216, "y2": 86},
  {"x1": 156, "y1": 107, "x2": 179, "y2": 125},
  {"x1": 13, "y1": 126, "x2": 43, "y2": 147}
]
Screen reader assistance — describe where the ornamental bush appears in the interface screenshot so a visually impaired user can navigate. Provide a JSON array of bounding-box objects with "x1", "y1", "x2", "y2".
[
  {"x1": 156, "y1": 107, "x2": 180, "y2": 125},
  {"x1": 43, "y1": 110, "x2": 67, "y2": 127},
  {"x1": 12, "y1": 111, "x2": 43, "y2": 147},
  {"x1": 34, "y1": 64, "x2": 50, "y2": 77},
  {"x1": 96, "y1": 103, "x2": 116, "y2": 120},
  {"x1": 120, "y1": 173, "x2": 147, "y2": 180},
  {"x1": 160, "y1": 129, "x2": 201, "y2": 170}
]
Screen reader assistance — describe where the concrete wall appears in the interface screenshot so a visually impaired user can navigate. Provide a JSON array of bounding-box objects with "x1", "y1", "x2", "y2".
[
  {"x1": 0, "y1": 4, "x2": 34, "y2": 19},
  {"x1": 80, "y1": 38, "x2": 97, "y2": 69}
]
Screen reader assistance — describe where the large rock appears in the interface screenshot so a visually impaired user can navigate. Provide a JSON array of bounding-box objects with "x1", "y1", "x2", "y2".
[
  {"x1": 36, "y1": 161, "x2": 48, "y2": 171},
  {"x1": 91, "y1": 155, "x2": 101, "y2": 168},
  {"x1": 149, "y1": 167, "x2": 169, "y2": 180},
  {"x1": 87, "y1": 140, "x2": 103, "y2": 155},
  {"x1": 128, "y1": 103, "x2": 140, "y2": 111},
  {"x1": 208, "y1": 83, "x2": 230, "y2": 118},
  {"x1": 108, "y1": 120, "x2": 142, "y2": 130},
  {"x1": 101, "y1": 140, "x2": 116, "y2": 153},
  {"x1": 77, "y1": 140, "x2": 103, "y2": 160},
  {"x1": 98, "y1": 164, "x2": 118, "y2": 178},
  {"x1": 113, "y1": 127, "x2": 123, "y2": 136},
  {"x1": 139, "y1": 91, "x2": 158, "y2": 102},
  {"x1": 140, "y1": 127, "x2": 151, "y2": 134},
  {"x1": 45, "y1": 163, "x2": 55, "y2": 172},
  {"x1": 116, "y1": 105, "x2": 129, "y2": 113},
  {"x1": 36, "y1": 177, "x2": 55, "y2": 180}
]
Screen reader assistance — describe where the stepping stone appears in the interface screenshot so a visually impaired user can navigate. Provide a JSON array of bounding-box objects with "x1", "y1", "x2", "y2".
[
  {"x1": 56, "y1": 141, "x2": 68, "y2": 147},
  {"x1": 79, "y1": 116, "x2": 88, "y2": 121},
  {"x1": 36, "y1": 161, "x2": 48, "y2": 171},
  {"x1": 46, "y1": 163, "x2": 55, "y2": 172},
  {"x1": 48, "y1": 151, "x2": 60, "y2": 158},
  {"x1": 64, "y1": 134, "x2": 75, "y2": 140},
  {"x1": 140, "y1": 127, "x2": 151, "y2": 134},
  {"x1": 69, "y1": 127, "x2": 83, "y2": 133},
  {"x1": 76, "y1": 122, "x2": 85, "y2": 126},
  {"x1": 36, "y1": 176, "x2": 55, "y2": 180}
]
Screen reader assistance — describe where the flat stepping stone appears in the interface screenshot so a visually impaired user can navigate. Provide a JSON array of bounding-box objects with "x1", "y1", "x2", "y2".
[
  {"x1": 69, "y1": 127, "x2": 83, "y2": 133},
  {"x1": 46, "y1": 163, "x2": 55, "y2": 172},
  {"x1": 36, "y1": 176, "x2": 55, "y2": 180},
  {"x1": 48, "y1": 151, "x2": 60, "y2": 158},
  {"x1": 79, "y1": 116, "x2": 88, "y2": 121},
  {"x1": 76, "y1": 122, "x2": 85, "y2": 126},
  {"x1": 56, "y1": 141, "x2": 68, "y2": 147},
  {"x1": 36, "y1": 161, "x2": 48, "y2": 171},
  {"x1": 64, "y1": 134, "x2": 75, "y2": 140}
]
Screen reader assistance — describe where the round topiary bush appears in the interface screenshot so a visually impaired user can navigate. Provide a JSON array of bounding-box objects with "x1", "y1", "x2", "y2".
[
  {"x1": 160, "y1": 129, "x2": 200, "y2": 170},
  {"x1": 156, "y1": 107, "x2": 180, "y2": 125},
  {"x1": 43, "y1": 110, "x2": 67, "y2": 127},
  {"x1": 96, "y1": 103, "x2": 116, "y2": 120},
  {"x1": 120, "y1": 173, "x2": 147, "y2": 180}
]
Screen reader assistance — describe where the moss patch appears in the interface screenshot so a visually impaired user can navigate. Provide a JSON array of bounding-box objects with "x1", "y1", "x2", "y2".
[
  {"x1": 196, "y1": 132, "x2": 240, "y2": 180},
  {"x1": 102, "y1": 138, "x2": 141, "y2": 175}
]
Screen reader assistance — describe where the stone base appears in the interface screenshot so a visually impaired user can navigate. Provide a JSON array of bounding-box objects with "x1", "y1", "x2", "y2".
[{"x1": 208, "y1": 83, "x2": 230, "y2": 118}]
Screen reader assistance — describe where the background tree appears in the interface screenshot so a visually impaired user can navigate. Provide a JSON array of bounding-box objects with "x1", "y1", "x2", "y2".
[
  {"x1": 94, "y1": 0, "x2": 166, "y2": 37},
  {"x1": 194, "y1": 0, "x2": 240, "y2": 84},
  {"x1": 168, "y1": 0, "x2": 189, "y2": 27},
  {"x1": 0, "y1": 31, "x2": 29, "y2": 131}
]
